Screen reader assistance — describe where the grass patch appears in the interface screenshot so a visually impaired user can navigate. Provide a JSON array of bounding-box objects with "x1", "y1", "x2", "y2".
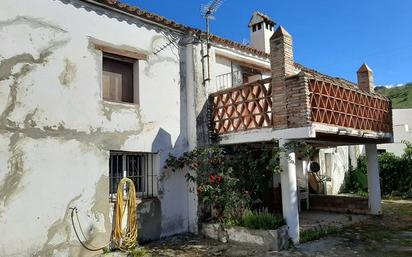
[
  {"x1": 128, "y1": 247, "x2": 148, "y2": 257},
  {"x1": 399, "y1": 238, "x2": 412, "y2": 246},
  {"x1": 364, "y1": 230, "x2": 393, "y2": 241},
  {"x1": 300, "y1": 226, "x2": 340, "y2": 243}
]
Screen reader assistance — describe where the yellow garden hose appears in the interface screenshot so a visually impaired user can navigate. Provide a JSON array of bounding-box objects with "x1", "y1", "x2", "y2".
[
  {"x1": 71, "y1": 177, "x2": 138, "y2": 252},
  {"x1": 112, "y1": 177, "x2": 138, "y2": 251}
]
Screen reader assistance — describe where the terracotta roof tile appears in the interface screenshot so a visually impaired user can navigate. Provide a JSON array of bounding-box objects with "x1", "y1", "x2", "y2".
[
  {"x1": 82, "y1": 0, "x2": 270, "y2": 58},
  {"x1": 83, "y1": 0, "x2": 384, "y2": 99}
]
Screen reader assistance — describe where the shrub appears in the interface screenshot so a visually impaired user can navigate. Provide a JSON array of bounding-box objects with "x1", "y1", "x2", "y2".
[
  {"x1": 239, "y1": 210, "x2": 285, "y2": 230},
  {"x1": 342, "y1": 142, "x2": 412, "y2": 197},
  {"x1": 341, "y1": 156, "x2": 368, "y2": 194},
  {"x1": 165, "y1": 146, "x2": 252, "y2": 221}
]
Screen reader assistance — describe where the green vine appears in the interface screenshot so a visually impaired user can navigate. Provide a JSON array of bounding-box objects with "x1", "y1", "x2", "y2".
[{"x1": 164, "y1": 141, "x2": 317, "y2": 221}]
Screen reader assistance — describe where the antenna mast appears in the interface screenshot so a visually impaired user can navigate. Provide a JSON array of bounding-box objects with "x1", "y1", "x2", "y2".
[{"x1": 201, "y1": 0, "x2": 224, "y2": 84}]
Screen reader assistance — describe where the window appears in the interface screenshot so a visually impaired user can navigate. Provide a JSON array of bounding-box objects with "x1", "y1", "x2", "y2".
[
  {"x1": 257, "y1": 22, "x2": 262, "y2": 30},
  {"x1": 109, "y1": 151, "x2": 157, "y2": 200},
  {"x1": 377, "y1": 149, "x2": 386, "y2": 154},
  {"x1": 102, "y1": 54, "x2": 135, "y2": 103},
  {"x1": 252, "y1": 24, "x2": 256, "y2": 32}
]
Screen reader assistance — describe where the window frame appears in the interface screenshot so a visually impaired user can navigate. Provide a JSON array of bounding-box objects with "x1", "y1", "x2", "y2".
[
  {"x1": 102, "y1": 54, "x2": 138, "y2": 105},
  {"x1": 109, "y1": 151, "x2": 157, "y2": 201},
  {"x1": 95, "y1": 43, "x2": 147, "y2": 106}
]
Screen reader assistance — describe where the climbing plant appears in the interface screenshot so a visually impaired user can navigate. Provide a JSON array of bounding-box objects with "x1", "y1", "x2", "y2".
[
  {"x1": 164, "y1": 145, "x2": 250, "y2": 220},
  {"x1": 164, "y1": 140, "x2": 317, "y2": 221}
]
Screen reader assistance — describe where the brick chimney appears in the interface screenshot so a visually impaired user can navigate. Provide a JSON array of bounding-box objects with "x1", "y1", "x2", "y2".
[
  {"x1": 357, "y1": 64, "x2": 374, "y2": 92},
  {"x1": 270, "y1": 26, "x2": 295, "y2": 129},
  {"x1": 248, "y1": 12, "x2": 275, "y2": 53}
]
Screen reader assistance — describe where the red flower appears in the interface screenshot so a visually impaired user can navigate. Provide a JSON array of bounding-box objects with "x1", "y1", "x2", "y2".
[
  {"x1": 216, "y1": 175, "x2": 222, "y2": 183},
  {"x1": 209, "y1": 175, "x2": 215, "y2": 184}
]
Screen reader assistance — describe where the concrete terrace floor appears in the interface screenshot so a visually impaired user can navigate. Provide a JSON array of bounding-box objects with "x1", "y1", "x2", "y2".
[
  {"x1": 104, "y1": 199, "x2": 412, "y2": 257},
  {"x1": 299, "y1": 210, "x2": 370, "y2": 232}
]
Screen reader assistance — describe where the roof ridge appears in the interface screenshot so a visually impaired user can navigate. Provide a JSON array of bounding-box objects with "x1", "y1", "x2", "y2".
[{"x1": 82, "y1": 0, "x2": 270, "y2": 58}]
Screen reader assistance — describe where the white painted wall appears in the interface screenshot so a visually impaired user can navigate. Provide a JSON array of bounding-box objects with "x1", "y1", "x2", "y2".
[
  {"x1": 0, "y1": 0, "x2": 196, "y2": 256},
  {"x1": 213, "y1": 55, "x2": 241, "y2": 91},
  {"x1": 207, "y1": 46, "x2": 271, "y2": 94},
  {"x1": 319, "y1": 147, "x2": 349, "y2": 195},
  {"x1": 249, "y1": 14, "x2": 274, "y2": 54},
  {"x1": 379, "y1": 108, "x2": 412, "y2": 156}
]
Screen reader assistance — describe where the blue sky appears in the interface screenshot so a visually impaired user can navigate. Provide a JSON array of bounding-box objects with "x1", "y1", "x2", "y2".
[{"x1": 124, "y1": 0, "x2": 411, "y2": 85}]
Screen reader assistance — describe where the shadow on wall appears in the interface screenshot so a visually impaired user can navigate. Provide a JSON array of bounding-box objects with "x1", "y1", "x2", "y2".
[
  {"x1": 196, "y1": 100, "x2": 213, "y2": 147},
  {"x1": 137, "y1": 198, "x2": 162, "y2": 242}
]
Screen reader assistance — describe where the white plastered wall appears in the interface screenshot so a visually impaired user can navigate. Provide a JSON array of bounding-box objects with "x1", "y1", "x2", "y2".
[
  {"x1": 318, "y1": 146, "x2": 349, "y2": 195},
  {"x1": 378, "y1": 108, "x2": 412, "y2": 156},
  {"x1": 0, "y1": 0, "x2": 196, "y2": 256}
]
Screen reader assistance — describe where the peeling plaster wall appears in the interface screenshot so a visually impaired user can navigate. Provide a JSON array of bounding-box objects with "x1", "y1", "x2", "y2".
[{"x1": 0, "y1": 0, "x2": 195, "y2": 256}]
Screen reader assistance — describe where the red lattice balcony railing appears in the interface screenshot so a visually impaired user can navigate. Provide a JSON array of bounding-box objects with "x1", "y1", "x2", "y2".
[
  {"x1": 210, "y1": 78, "x2": 272, "y2": 135},
  {"x1": 308, "y1": 78, "x2": 392, "y2": 133}
]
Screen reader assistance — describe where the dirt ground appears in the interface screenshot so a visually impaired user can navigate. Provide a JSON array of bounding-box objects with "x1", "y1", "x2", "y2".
[{"x1": 143, "y1": 199, "x2": 412, "y2": 257}]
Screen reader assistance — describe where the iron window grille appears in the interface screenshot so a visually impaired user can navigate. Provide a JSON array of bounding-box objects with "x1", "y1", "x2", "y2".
[{"x1": 109, "y1": 151, "x2": 157, "y2": 201}]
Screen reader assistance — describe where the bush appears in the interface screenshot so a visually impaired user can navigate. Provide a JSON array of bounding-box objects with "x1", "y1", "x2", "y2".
[
  {"x1": 341, "y1": 157, "x2": 368, "y2": 194},
  {"x1": 342, "y1": 142, "x2": 412, "y2": 197},
  {"x1": 165, "y1": 146, "x2": 251, "y2": 221},
  {"x1": 239, "y1": 210, "x2": 285, "y2": 230}
]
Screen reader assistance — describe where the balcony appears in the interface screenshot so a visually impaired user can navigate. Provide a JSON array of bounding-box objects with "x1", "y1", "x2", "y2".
[
  {"x1": 209, "y1": 72, "x2": 393, "y2": 144},
  {"x1": 210, "y1": 78, "x2": 272, "y2": 134}
]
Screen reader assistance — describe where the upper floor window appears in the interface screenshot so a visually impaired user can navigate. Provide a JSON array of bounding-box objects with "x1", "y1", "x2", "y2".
[
  {"x1": 95, "y1": 43, "x2": 147, "y2": 104},
  {"x1": 103, "y1": 54, "x2": 135, "y2": 103}
]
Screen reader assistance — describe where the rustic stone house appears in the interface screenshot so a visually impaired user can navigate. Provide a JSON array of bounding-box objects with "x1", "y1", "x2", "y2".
[{"x1": 0, "y1": 0, "x2": 393, "y2": 256}]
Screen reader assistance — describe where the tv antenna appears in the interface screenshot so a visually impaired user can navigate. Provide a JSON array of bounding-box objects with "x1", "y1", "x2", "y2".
[{"x1": 200, "y1": 0, "x2": 224, "y2": 84}]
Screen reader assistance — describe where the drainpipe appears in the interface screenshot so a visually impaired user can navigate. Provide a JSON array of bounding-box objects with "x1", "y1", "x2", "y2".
[
  {"x1": 185, "y1": 42, "x2": 197, "y2": 151},
  {"x1": 185, "y1": 41, "x2": 198, "y2": 234}
]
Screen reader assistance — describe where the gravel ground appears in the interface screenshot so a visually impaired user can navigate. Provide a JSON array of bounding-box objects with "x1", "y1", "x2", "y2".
[{"x1": 105, "y1": 199, "x2": 412, "y2": 257}]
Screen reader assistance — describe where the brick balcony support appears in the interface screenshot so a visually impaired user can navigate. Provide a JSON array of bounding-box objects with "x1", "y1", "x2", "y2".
[
  {"x1": 285, "y1": 72, "x2": 311, "y2": 128},
  {"x1": 270, "y1": 26, "x2": 295, "y2": 129}
]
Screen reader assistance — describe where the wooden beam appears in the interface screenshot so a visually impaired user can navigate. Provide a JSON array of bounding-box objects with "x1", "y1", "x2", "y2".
[{"x1": 95, "y1": 44, "x2": 148, "y2": 61}]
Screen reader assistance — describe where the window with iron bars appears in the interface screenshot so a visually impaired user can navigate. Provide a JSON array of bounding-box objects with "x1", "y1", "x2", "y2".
[{"x1": 109, "y1": 151, "x2": 157, "y2": 201}]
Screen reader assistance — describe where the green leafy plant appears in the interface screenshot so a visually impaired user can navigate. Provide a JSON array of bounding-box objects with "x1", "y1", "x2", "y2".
[
  {"x1": 165, "y1": 141, "x2": 318, "y2": 222},
  {"x1": 239, "y1": 210, "x2": 285, "y2": 230},
  {"x1": 165, "y1": 145, "x2": 251, "y2": 221},
  {"x1": 341, "y1": 141, "x2": 412, "y2": 197}
]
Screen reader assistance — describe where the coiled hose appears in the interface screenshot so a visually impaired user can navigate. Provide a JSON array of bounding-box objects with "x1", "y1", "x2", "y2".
[
  {"x1": 71, "y1": 177, "x2": 138, "y2": 252},
  {"x1": 112, "y1": 177, "x2": 138, "y2": 251}
]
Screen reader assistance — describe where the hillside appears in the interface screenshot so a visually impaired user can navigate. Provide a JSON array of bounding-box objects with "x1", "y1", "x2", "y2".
[{"x1": 375, "y1": 83, "x2": 412, "y2": 109}]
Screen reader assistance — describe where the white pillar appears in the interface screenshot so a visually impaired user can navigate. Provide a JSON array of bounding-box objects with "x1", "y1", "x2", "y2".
[
  {"x1": 279, "y1": 139, "x2": 300, "y2": 243},
  {"x1": 365, "y1": 144, "x2": 382, "y2": 215}
]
